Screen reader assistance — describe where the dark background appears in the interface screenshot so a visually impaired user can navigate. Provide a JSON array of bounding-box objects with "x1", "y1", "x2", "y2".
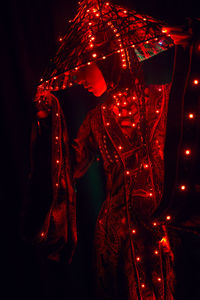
[{"x1": 1, "y1": 0, "x2": 199, "y2": 299}]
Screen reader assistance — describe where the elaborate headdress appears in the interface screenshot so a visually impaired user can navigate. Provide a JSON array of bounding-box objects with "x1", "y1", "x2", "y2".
[{"x1": 36, "y1": 0, "x2": 173, "y2": 94}]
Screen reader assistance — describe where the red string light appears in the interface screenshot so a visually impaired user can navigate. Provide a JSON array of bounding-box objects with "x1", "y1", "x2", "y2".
[
  {"x1": 157, "y1": 277, "x2": 162, "y2": 282},
  {"x1": 193, "y1": 79, "x2": 199, "y2": 85},
  {"x1": 185, "y1": 149, "x2": 191, "y2": 155},
  {"x1": 180, "y1": 185, "x2": 186, "y2": 191},
  {"x1": 136, "y1": 257, "x2": 141, "y2": 261},
  {"x1": 188, "y1": 113, "x2": 194, "y2": 119}
]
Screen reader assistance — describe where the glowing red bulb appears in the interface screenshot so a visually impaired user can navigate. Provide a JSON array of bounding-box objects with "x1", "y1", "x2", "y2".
[
  {"x1": 56, "y1": 160, "x2": 60, "y2": 164},
  {"x1": 59, "y1": 37, "x2": 63, "y2": 42},
  {"x1": 102, "y1": 106, "x2": 106, "y2": 109},
  {"x1": 180, "y1": 185, "x2": 186, "y2": 191},
  {"x1": 153, "y1": 222, "x2": 157, "y2": 226},
  {"x1": 106, "y1": 122, "x2": 110, "y2": 126},
  {"x1": 188, "y1": 113, "x2": 194, "y2": 119},
  {"x1": 132, "y1": 229, "x2": 136, "y2": 234},
  {"x1": 132, "y1": 123, "x2": 136, "y2": 127},
  {"x1": 56, "y1": 183, "x2": 59, "y2": 187},
  {"x1": 126, "y1": 170, "x2": 130, "y2": 175},
  {"x1": 144, "y1": 164, "x2": 149, "y2": 168},
  {"x1": 92, "y1": 53, "x2": 97, "y2": 58},
  {"x1": 102, "y1": 56, "x2": 106, "y2": 59},
  {"x1": 166, "y1": 215, "x2": 171, "y2": 220},
  {"x1": 136, "y1": 257, "x2": 140, "y2": 261},
  {"x1": 162, "y1": 28, "x2": 168, "y2": 33},
  {"x1": 118, "y1": 145, "x2": 122, "y2": 150},
  {"x1": 154, "y1": 250, "x2": 159, "y2": 255},
  {"x1": 149, "y1": 192, "x2": 153, "y2": 197},
  {"x1": 141, "y1": 284, "x2": 145, "y2": 288},
  {"x1": 185, "y1": 149, "x2": 191, "y2": 155},
  {"x1": 157, "y1": 277, "x2": 162, "y2": 282},
  {"x1": 193, "y1": 79, "x2": 199, "y2": 85},
  {"x1": 41, "y1": 232, "x2": 45, "y2": 237}
]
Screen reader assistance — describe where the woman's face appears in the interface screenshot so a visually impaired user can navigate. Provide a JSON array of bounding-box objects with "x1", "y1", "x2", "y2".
[{"x1": 73, "y1": 63, "x2": 107, "y2": 97}]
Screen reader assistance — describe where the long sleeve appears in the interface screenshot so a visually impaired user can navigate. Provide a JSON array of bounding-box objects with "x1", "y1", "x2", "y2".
[{"x1": 22, "y1": 92, "x2": 77, "y2": 262}]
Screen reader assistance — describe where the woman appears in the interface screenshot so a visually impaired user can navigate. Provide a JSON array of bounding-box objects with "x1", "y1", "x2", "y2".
[
  {"x1": 70, "y1": 46, "x2": 174, "y2": 299},
  {"x1": 30, "y1": 20, "x2": 191, "y2": 299}
]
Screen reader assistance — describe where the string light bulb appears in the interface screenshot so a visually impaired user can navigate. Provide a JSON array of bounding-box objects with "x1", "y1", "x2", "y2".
[
  {"x1": 188, "y1": 113, "x2": 194, "y2": 119},
  {"x1": 185, "y1": 149, "x2": 191, "y2": 155},
  {"x1": 157, "y1": 277, "x2": 162, "y2": 282},
  {"x1": 180, "y1": 185, "x2": 186, "y2": 191},
  {"x1": 136, "y1": 257, "x2": 140, "y2": 261}
]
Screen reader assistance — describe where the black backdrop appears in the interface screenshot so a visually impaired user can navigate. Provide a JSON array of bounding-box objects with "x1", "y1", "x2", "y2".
[{"x1": 1, "y1": 1, "x2": 199, "y2": 300}]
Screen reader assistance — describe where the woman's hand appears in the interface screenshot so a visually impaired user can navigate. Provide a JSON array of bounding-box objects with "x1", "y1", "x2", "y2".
[{"x1": 34, "y1": 88, "x2": 53, "y2": 119}]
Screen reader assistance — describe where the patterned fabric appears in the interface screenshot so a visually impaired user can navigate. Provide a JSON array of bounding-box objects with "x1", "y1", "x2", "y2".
[{"x1": 74, "y1": 84, "x2": 175, "y2": 299}]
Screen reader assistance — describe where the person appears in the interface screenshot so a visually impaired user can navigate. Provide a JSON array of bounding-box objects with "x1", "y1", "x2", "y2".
[
  {"x1": 29, "y1": 20, "x2": 193, "y2": 300},
  {"x1": 69, "y1": 26, "x2": 193, "y2": 300}
]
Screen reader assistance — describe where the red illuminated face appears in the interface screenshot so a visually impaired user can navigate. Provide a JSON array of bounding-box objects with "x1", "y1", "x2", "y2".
[{"x1": 73, "y1": 63, "x2": 107, "y2": 97}]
